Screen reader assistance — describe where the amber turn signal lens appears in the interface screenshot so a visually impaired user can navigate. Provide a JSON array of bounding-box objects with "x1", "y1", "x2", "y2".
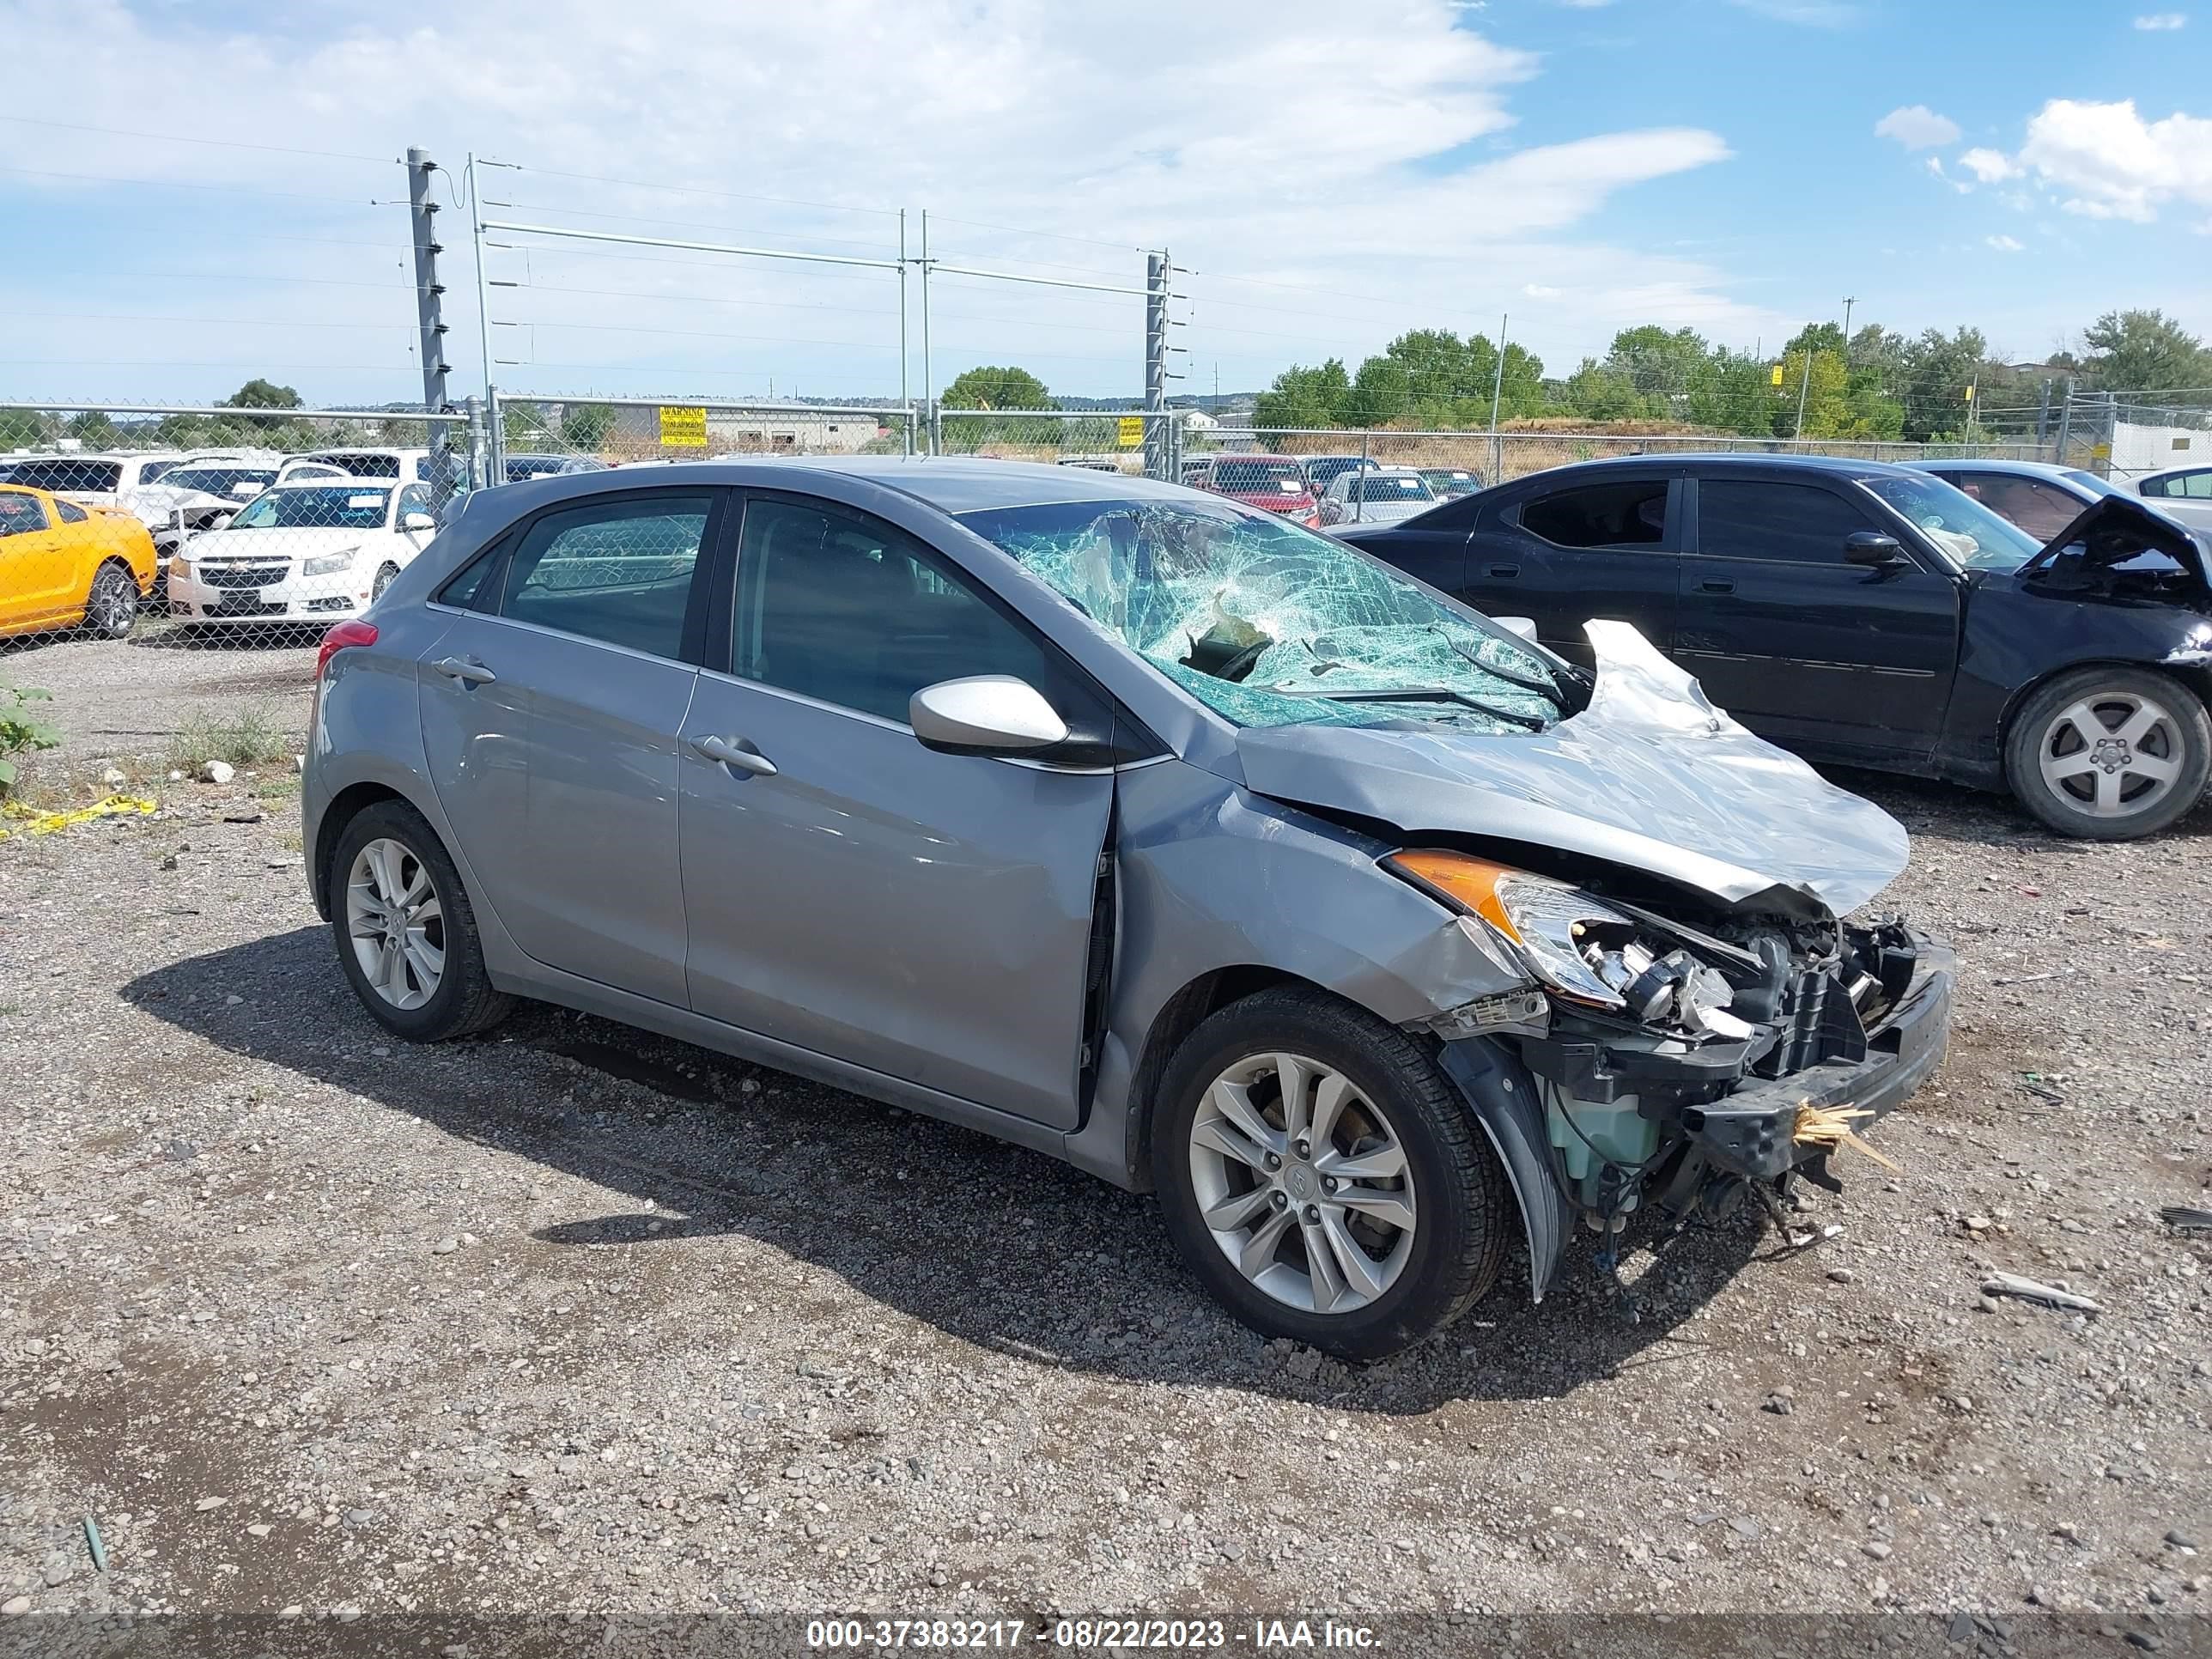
[{"x1": 1381, "y1": 850, "x2": 1523, "y2": 942}]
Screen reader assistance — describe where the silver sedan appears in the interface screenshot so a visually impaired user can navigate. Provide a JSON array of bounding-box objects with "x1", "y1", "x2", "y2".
[{"x1": 303, "y1": 459, "x2": 1950, "y2": 1358}]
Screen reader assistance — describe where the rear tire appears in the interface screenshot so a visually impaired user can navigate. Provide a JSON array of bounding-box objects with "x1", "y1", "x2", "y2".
[
  {"x1": 371, "y1": 562, "x2": 399, "y2": 602},
  {"x1": 1152, "y1": 987, "x2": 1509, "y2": 1361},
  {"x1": 2004, "y1": 666, "x2": 2209, "y2": 840},
  {"x1": 328, "y1": 799, "x2": 513, "y2": 1042},
  {"x1": 83, "y1": 562, "x2": 138, "y2": 641}
]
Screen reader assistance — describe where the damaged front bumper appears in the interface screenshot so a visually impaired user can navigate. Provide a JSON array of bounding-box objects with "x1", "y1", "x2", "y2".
[{"x1": 1437, "y1": 928, "x2": 1954, "y2": 1302}]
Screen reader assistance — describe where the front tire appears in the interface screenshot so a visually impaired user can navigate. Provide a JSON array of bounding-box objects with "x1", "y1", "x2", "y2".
[
  {"x1": 83, "y1": 562, "x2": 138, "y2": 640},
  {"x1": 329, "y1": 799, "x2": 513, "y2": 1042},
  {"x1": 2005, "y1": 666, "x2": 2209, "y2": 840},
  {"x1": 371, "y1": 562, "x2": 399, "y2": 602},
  {"x1": 1152, "y1": 988, "x2": 1510, "y2": 1361}
]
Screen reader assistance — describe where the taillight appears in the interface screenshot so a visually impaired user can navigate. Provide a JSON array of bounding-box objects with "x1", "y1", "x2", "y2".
[{"x1": 317, "y1": 619, "x2": 378, "y2": 678}]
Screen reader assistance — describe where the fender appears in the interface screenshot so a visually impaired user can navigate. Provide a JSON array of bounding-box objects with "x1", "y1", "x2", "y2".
[{"x1": 1437, "y1": 1036, "x2": 1571, "y2": 1303}]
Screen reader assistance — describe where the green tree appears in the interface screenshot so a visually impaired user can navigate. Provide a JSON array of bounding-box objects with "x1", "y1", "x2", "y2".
[
  {"x1": 2078, "y1": 308, "x2": 2212, "y2": 393},
  {"x1": 65, "y1": 410, "x2": 120, "y2": 448},
  {"x1": 1561, "y1": 357, "x2": 1656, "y2": 422},
  {"x1": 941, "y1": 365, "x2": 1054, "y2": 410},
  {"x1": 1607, "y1": 325, "x2": 1711, "y2": 412},
  {"x1": 560, "y1": 402, "x2": 617, "y2": 452},
  {"x1": 1253, "y1": 359, "x2": 1352, "y2": 430},
  {"x1": 1895, "y1": 326, "x2": 1988, "y2": 441},
  {"x1": 225, "y1": 378, "x2": 302, "y2": 409}
]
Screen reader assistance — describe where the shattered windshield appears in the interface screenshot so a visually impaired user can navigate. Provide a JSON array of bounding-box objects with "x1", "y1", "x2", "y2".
[{"x1": 957, "y1": 495, "x2": 1570, "y2": 734}]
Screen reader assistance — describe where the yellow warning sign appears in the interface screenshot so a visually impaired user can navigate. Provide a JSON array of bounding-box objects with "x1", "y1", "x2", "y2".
[
  {"x1": 1116, "y1": 416, "x2": 1146, "y2": 448},
  {"x1": 1769, "y1": 364, "x2": 1784, "y2": 386},
  {"x1": 659, "y1": 405, "x2": 708, "y2": 448}
]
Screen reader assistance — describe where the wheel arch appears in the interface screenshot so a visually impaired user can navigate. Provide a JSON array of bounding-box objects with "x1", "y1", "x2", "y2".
[
  {"x1": 311, "y1": 781, "x2": 412, "y2": 920},
  {"x1": 1994, "y1": 655, "x2": 2212, "y2": 790}
]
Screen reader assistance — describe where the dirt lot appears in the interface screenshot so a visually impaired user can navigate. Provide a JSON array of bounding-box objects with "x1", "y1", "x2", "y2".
[
  {"x1": 4, "y1": 629, "x2": 318, "y2": 766},
  {"x1": 0, "y1": 689, "x2": 2207, "y2": 1635}
]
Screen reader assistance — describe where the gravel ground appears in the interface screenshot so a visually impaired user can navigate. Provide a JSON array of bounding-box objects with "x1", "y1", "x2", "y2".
[
  {"x1": 0, "y1": 742, "x2": 2206, "y2": 1634},
  {"x1": 2, "y1": 629, "x2": 317, "y2": 763}
]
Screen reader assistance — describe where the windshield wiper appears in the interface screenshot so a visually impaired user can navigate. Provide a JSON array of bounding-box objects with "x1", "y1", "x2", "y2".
[
  {"x1": 1440, "y1": 632, "x2": 1567, "y2": 702},
  {"x1": 1305, "y1": 687, "x2": 1549, "y2": 730}
]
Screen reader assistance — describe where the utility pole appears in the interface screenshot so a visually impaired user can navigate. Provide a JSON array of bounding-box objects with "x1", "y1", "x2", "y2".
[
  {"x1": 406, "y1": 148, "x2": 455, "y2": 506},
  {"x1": 466, "y1": 152, "x2": 504, "y2": 484},
  {"x1": 1145, "y1": 251, "x2": 1169, "y2": 480},
  {"x1": 920, "y1": 210, "x2": 935, "y2": 454},
  {"x1": 1794, "y1": 334, "x2": 1814, "y2": 439},
  {"x1": 2055, "y1": 377, "x2": 2074, "y2": 465},
  {"x1": 897, "y1": 208, "x2": 910, "y2": 449},
  {"x1": 1840, "y1": 295, "x2": 1856, "y2": 354},
  {"x1": 1487, "y1": 313, "x2": 1509, "y2": 432}
]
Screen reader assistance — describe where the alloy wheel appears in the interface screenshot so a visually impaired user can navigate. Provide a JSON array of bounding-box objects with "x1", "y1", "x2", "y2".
[
  {"x1": 88, "y1": 568, "x2": 136, "y2": 636},
  {"x1": 1185, "y1": 1051, "x2": 1418, "y2": 1315},
  {"x1": 2035, "y1": 691, "x2": 2184, "y2": 820},
  {"x1": 344, "y1": 837, "x2": 445, "y2": 1010}
]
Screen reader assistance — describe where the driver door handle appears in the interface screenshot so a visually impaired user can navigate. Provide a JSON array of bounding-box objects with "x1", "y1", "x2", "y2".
[
  {"x1": 690, "y1": 733, "x2": 778, "y2": 777},
  {"x1": 1697, "y1": 578, "x2": 1736, "y2": 594},
  {"x1": 1486, "y1": 562, "x2": 1521, "y2": 578},
  {"x1": 433, "y1": 656, "x2": 497, "y2": 684}
]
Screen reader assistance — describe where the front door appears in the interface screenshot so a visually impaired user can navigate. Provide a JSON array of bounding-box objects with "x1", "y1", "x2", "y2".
[
  {"x1": 1677, "y1": 476, "x2": 1960, "y2": 759},
  {"x1": 679, "y1": 493, "x2": 1114, "y2": 1127},
  {"x1": 1461, "y1": 473, "x2": 1680, "y2": 667},
  {"x1": 417, "y1": 490, "x2": 719, "y2": 1006},
  {"x1": 0, "y1": 490, "x2": 72, "y2": 630}
]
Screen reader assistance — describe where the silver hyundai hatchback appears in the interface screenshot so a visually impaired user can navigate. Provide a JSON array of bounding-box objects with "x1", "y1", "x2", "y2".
[{"x1": 304, "y1": 459, "x2": 1952, "y2": 1358}]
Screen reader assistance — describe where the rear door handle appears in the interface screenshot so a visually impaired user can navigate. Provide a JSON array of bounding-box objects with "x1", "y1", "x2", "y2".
[
  {"x1": 1486, "y1": 562, "x2": 1521, "y2": 579},
  {"x1": 1697, "y1": 578, "x2": 1736, "y2": 594},
  {"x1": 433, "y1": 656, "x2": 497, "y2": 684},
  {"x1": 690, "y1": 733, "x2": 778, "y2": 777}
]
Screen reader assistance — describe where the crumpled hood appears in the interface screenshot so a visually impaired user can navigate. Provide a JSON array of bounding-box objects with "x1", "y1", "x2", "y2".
[
  {"x1": 1235, "y1": 620, "x2": 1910, "y2": 915},
  {"x1": 2024, "y1": 492, "x2": 2212, "y2": 587}
]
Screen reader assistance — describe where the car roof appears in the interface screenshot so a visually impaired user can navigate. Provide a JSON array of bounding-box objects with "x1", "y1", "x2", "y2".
[
  {"x1": 1900, "y1": 458, "x2": 2081, "y2": 478},
  {"x1": 1508, "y1": 452, "x2": 1929, "y2": 483},
  {"x1": 483, "y1": 456, "x2": 1195, "y2": 517}
]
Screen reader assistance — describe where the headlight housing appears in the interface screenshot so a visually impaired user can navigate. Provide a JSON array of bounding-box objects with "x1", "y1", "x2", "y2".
[
  {"x1": 1383, "y1": 849, "x2": 1636, "y2": 1011},
  {"x1": 167, "y1": 554, "x2": 191, "y2": 580},
  {"x1": 301, "y1": 547, "x2": 360, "y2": 578}
]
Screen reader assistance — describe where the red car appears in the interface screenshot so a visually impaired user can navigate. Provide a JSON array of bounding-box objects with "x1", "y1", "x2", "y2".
[{"x1": 1198, "y1": 455, "x2": 1320, "y2": 527}]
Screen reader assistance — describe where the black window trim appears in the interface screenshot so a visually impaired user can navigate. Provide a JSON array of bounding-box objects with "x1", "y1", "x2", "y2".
[
  {"x1": 429, "y1": 484, "x2": 726, "y2": 667},
  {"x1": 709, "y1": 485, "x2": 1138, "y2": 757}
]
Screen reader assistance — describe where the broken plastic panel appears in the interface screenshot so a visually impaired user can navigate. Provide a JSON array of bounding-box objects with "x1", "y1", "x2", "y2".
[{"x1": 956, "y1": 496, "x2": 1566, "y2": 734}]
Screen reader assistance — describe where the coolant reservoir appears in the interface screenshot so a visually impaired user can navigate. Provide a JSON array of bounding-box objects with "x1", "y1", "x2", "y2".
[{"x1": 1546, "y1": 1087, "x2": 1659, "y2": 1212}]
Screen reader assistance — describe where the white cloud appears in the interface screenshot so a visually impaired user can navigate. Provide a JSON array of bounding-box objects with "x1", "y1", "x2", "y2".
[
  {"x1": 1522, "y1": 283, "x2": 1564, "y2": 298},
  {"x1": 2015, "y1": 98, "x2": 2212, "y2": 222},
  {"x1": 1985, "y1": 234, "x2": 2025, "y2": 252},
  {"x1": 1876, "y1": 105, "x2": 1962, "y2": 149},
  {"x1": 0, "y1": 0, "x2": 1757, "y2": 402},
  {"x1": 1959, "y1": 147, "x2": 2021, "y2": 183},
  {"x1": 2133, "y1": 11, "x2": 2187, "y2": 27},
  {"x1": 1727, "y1": 0, "x2": 1859, "y2": 22}
]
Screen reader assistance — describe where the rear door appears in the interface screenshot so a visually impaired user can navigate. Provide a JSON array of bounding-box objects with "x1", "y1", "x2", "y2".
[
  {"x1": 1676, "y1": 474, "x2": 1960, "y2": 759},
  {"x1": 1464, "y1": 472, "x2": 1681, "y2": 667},
  {"x1": 678, "y1": 490, "x2": 1115, "y2": 1128},
  {"x1": 417, "y1": 489, "x2": 720, "y2": 1006}
]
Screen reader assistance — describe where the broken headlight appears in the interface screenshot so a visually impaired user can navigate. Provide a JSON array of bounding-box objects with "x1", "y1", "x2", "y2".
[
  {"x1": 1383, "y1": 850, "x2": 1633, "y2": 1010},
  {"x1": 1382, "y1": 850, "x2": 1756, "y2": 1038}
]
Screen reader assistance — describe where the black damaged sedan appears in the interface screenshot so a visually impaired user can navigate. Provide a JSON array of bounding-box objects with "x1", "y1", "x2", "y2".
[{"x1": 1339, "y1": 454, "x2": 2212, "y2": 839}]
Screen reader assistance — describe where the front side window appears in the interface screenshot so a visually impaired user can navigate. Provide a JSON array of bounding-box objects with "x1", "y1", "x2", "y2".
[
  {"x1": 0, "y1": 491, "x2": 49, "y2": 536},
  {"x1": 957, "y1": 494, "x2": 1568, "y2": 735},
  {"x1": 233, "y1": 485, "x2": 395, "y2": 532},
  {"x1": 499, "y1": 495, "x2": 708, "y2": 658},
  {"x1": 1957, "y1": 475, "x2": 2081, "y2": 542},
  {"x1": 733, "y1": 499, "x2": 1062, "y2": 725},
  {"x1": 396, "y1": 483, "x2": 432, "y2": 522},
  {"x1": 1521, "y1": 480, "x2": 1668, "y2": 550},
  {"x1": 1697, "y1": 480, "x2": 1882, "y2": 565},
  {"x1": 1856, "y1": 472, "x2": 2040, "y2": 571}
]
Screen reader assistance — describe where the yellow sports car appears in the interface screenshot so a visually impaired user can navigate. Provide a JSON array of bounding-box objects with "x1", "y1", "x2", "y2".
[{"x1": 0, "y1": 483, "x2": 157, "y2": 641}]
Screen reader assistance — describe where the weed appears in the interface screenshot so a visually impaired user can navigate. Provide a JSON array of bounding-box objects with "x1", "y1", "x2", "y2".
[
  {"x1": 0, "y1": 684, "x2": 61, "y2": 796},
  {"x1": 168, "y1": 705, "x2": 295, "y2": 771}
]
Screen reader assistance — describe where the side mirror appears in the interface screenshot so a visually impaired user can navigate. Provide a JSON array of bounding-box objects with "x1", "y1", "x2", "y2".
[
  {"x1": 1845, "y1": 531, "x2": 1906, "y2": 568},
  {"x1": 402, "y1": 510, "x2": 435, "y2": 532},
  {"x1": 229, "y1": 481, "x2": 264, "y2": 500},
  {"x1": 1492, "y1": 616, "x2": 1540, "y2": 643},
  {"x1": 909, "y1": 675, "x2": 1069, "y2": 756}
]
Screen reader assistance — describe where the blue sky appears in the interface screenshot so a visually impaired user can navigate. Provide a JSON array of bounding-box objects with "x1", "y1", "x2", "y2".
[{"x1": 2, "y1": 0, "x2": 2207, "y2": 409}]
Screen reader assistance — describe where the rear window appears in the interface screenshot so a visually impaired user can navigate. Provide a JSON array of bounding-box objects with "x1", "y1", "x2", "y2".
[
  {"x1": 8, "y1": 459, "x2": 123, "y2": 493},
  {"x1": 299, "y1": 452, "x2": 401, "y2": 479},
  {"x1": 1212, "y1": 460, "x2": 1304, "y2": 491},
  {"x1": 1352, "y1": 475, "x2": 1431, "y2": 502}
]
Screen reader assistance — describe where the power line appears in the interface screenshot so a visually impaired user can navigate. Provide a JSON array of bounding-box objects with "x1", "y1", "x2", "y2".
[
  {"x1": 479, "y1": 160, "x2": 896, "y2": 220},
  {"x1": 0, "y1": 165, "x2": 384, "y2": 207}
]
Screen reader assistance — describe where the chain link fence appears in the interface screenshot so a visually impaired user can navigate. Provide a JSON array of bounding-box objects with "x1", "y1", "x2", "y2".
[
  {"x1": 488, "y1": 396, "x2": 920, "y2": 477},
  {"x1": 933, "y1": 409, "x2": 1176, "y2": 476}
]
